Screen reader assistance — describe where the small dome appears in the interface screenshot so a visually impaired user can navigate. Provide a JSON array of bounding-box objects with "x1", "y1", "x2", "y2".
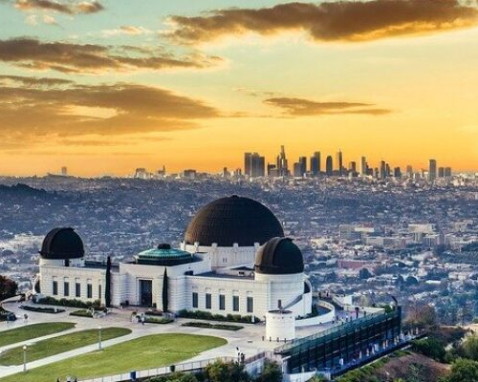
[
  {"x1": 39, "y1": 228, "x2": 85, "y2": 260},
  {"x1": 254, "y1": 237, "x2": 304, "y2": 275},
  {"x1": 184, "y1": 195, "x2": 284, "y2": 247}
]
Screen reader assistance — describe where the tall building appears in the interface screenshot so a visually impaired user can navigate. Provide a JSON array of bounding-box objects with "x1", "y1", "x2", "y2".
[
  {"x1": 379, "y1": 161, "x2": 387, "y2": 179},
  {"x1": 429, "y1": 159, "x2": 437, "y2": 182},
  {"x1": 276, "y1": 145, "x2": 289, "y2": 177},
  {"x1": 61, "y1": 166, "x2": 68, "y2": 176},
  {"x1": 244, "y1": 152, "x2": 265, "y2": 178},
  {"x1": 445, "y1": 167, "x2": 452, "y2": 177},
  {"x1": 310, "y1": 151, "x2": 321, "y2": 176},
  {"x1": 325, "y1": 155, "x2": 333, "y2": 176},
  {"x1": 360, "y1": 157, "x2": 368, "y2": 176},
  {"x1": 406, "y1": 165, "x2": 413, "y2": 177},
  {"x1": 349, "y1": 161, "x2": 357, "y2": 173},
  {"x1": 336, "y1": 150, "x2": 343, "y2": 176},
  {"x1": 438, "y1": 167, "x2": 445, "y2": 178}
]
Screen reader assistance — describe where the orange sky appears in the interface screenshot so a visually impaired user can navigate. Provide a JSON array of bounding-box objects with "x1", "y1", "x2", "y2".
[{"x1": 0, "y1": 0, "x2": 477, "y2": 176}]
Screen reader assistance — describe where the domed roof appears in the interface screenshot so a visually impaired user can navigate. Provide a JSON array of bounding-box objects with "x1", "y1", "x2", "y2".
[
  {"x1": 39, "y1": 227, "x2": 85, "y2": 260},
  {"x1": 254, "y1": 237, "x2": 304, "y2": 275},
  {"x1": 184, "y1": 195, "x2": 284, "y2": 247}
]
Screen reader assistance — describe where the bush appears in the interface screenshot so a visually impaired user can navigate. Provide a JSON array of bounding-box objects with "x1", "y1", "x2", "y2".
[
  {"x1": 412, "y1": 338, "x2": 446, "y2": 362},
  {"x1": 181, "y1": 322, "x2": 243, "y2": 331},
  {"x1": 36, "y1": 296, "x2": 101, "y2": 309},
  {"x1": 21, "y1": 305, "x2": 65, "y2": 314},
  {"x1": 177, "y1": 310, "x2": 260, "y2": 323},
  {"x1": 145, "y1": 316, "x2": 174, "y2": 324},
  {"x1": 69, "y1": 309, "x2": 93, "y2": 318}
]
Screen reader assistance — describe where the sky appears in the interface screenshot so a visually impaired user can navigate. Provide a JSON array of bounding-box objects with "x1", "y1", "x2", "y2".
[{"x1": 0, "y1": 0, "x2": 477, "y2": 176}]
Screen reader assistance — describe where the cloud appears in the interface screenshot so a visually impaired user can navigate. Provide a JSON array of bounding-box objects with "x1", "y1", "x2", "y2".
[
  {"x1": 168, "y1": 0, "x2": 478, "y2": 44},
  {"x1": 265, "y1": 97, "x2": 392, "y2": 116},
  {"x1": 0, "y1": 37, "x2": 221, "y2": 73},
  {"x1": 101, "y1": 26, "x2": 153, "y2": 37},
  {"x1": 0, "y1": 76, "x2": 220, "y2": 149},
  {"x1": 14, "y1": 0, "x2": 104, "y2": 15}
]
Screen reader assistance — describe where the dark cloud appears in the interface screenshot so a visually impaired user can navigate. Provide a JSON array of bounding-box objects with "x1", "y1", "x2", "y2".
[
  {"x1": 265, "y1": 97, "x2": 392, "y2": 116},
  {"x1": 168, "y1": 0, "x2": 478, "y2": 43},
  {"x1": 0, "y1": 77, "x2": 220, "y2": 148},
  {"x1": 0, "y1": 38, "x2": 220, "y2": 73},
  {"x1": 14, "y1": 0, "x2": 104, "y2": 15},
  {"x1": 0, "y1": 74, "x2": 73, "y2": 87}
]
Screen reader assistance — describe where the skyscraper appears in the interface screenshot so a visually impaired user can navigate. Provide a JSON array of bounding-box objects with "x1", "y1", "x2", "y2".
[
  {"x1": 276, "y1": 145, "x2": 289, "y2": 177},
  {"x1": 310, "y1": 151, "x2": 321, "y2": 176},
  {"x1": 336, "y1": 150, "x2": 343, "y2": 176},
  {"x1": 360, "y1": 156, "x2": 368, "y2": 176},
  {"x1": 326, "y1": 155, "x2": 333, "y2": 176},
  {"x1": 429, "y1": 159, "x2": 437, "y2": 182},
  {"x1": 244, "y1": 152, "x2": 265, "y2": 178}
]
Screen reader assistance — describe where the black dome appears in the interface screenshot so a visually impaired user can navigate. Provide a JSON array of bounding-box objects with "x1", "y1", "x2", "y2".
[
  {"x1": 39, "y1": 228, "x2": 85, "y2": 260},
  {"x1": 254, "y1": 237, "x2": 304, "y2": 275},
  {"x1": 184, "y1": 195, "x2": 284, "y2": 247}
]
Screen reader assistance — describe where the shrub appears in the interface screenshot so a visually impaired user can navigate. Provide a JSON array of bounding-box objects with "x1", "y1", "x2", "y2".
[
  {"x1": 177, "y1": 310, "x2": 260, "y2": 323},
  {"x1": 21, "y1": 305, "x2": 65, "y2": 314},
  {"x1": 36, "y1": 296, "x2": 101, "y2": 309},
  {"x1": 181, "y1": 322, "x2": 243, "y2": 331},
  {"x1": 69, "y1": 309, "x2": 93, "y2": 318}
]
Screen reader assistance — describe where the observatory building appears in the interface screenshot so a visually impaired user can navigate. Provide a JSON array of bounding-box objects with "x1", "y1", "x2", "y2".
[{"x1": 38, "y1": 196, "x2": 312, "y2": 323}]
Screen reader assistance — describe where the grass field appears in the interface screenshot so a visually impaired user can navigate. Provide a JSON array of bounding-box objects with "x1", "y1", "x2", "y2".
[
  {"x1": 0, "y1": 333, "x2": 227, "y2": 382},
  {"x1": 0, "y1": 327, "x2": 131, "y2": 365},
  {"x1": 0, "y1": 322, "x2": 75, "y2": 348}
]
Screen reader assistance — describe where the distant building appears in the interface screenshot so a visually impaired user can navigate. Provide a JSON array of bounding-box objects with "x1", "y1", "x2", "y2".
[
  {"x1": 244, "y1": 152, "x2": 265, "y2": 178},
  {"x1": 61, "y1": 166, "x2": 68, "y2": 177},
  {"x1": 310, "y1": 151, "x2": 321, "y2": 176},
  {"x1": 325, "y1": 156, "x2": 333, "y2": 176},
  {"x1": 429, "y1": 159, "x2": 437, "y2": 182},
  {"x1": 183, "y1": 169, "x2": 197, "y2": 179},
  {"x1": 336, "y1": 150, "x2": 343, "y2": 176}
]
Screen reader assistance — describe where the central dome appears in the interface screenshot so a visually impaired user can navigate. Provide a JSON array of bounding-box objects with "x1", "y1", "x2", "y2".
[{"x1": 184, "y1": 195, "x2": 284, "y2": 247}]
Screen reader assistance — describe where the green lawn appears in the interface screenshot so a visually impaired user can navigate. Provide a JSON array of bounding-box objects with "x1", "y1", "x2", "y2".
[
  {"x1": 0, "y1": 322, "x2": 75, "y2": 348},
  {"x1": 0, "y1": 327, "x2": 131, "y2": 365},
  {"x1": 0, "y1": 333, "x2": 227, "y2": 382}
]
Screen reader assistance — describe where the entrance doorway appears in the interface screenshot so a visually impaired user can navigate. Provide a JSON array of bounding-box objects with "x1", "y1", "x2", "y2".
[{"x1": 139, "y1": 279, "x2": 153, "y2": 306}]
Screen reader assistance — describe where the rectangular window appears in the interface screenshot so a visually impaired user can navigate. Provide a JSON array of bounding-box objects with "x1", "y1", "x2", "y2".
[
  {"x1": 205, "y1": 293, "x2": 212, "y2": 309},
  {"x1": 98, "y1": 285, "x2": 102, "y2": 300},
  {"x1": 192, "y1": 292, "x2": 198, "y2": 308},
  {"x1": 87, "y1": 284, "x2": 93, "y2": 299},
  {"x1": 64, "y1": 282, "x2": 70, "y2": 297},
  {"x1": 247, "y1": 297, "x2": 253, "y2": 313},
  {"x1": 219, "y1": 294, "x2": 226, "y2": 310},
  {"x1": 233, "y1": 296, "x2": 240, "y2": 312},
  {"x1": 75, "y1": 283, "x2": 81, "y2": 298},
  {"x1": 52, "y1": 281, "x2": 58, "y2": 296}
]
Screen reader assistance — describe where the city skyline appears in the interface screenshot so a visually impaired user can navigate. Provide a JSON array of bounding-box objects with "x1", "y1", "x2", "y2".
[{"x1": 1, "y1": 0, "x2": 478, "y2": 176}]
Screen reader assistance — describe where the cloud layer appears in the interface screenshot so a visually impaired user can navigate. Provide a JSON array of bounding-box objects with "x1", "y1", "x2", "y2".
[
  {"x1": 0, "y1": 75, "x2": 220, "y2": 149},
  {"x1": 0, "y1": 38, "x2": 220, "y2": 73},
  {"x1": 169, "y1": 0, "x2": 478, "y2": 43},
  {"x1": 265, "y1": 97, "x2": 392, "y2": 116},
  {"x1": 14, "y1": 0, "x2": 104, "y2": 15}
]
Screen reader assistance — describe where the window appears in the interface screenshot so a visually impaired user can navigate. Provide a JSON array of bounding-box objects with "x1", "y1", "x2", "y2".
[
  {"x1": 205, "y1": 293, "x2": 212, "y2": 309},
  {"x1": 52, "y1": 281, "x2": 58, "y2": 296},
  {"x1": 64, "y1": 282, "x2": 70, "y2": 297},
  {"x1": 233, "y1": 296, "x2": 240, "y2": 312},
  {"x1": 247, "y1": 297, "x2": 253, "y2": 313},
  {"x1": 98, "y1": 284, "x2": 102, "y2": 300},
  {"x1": 75, "y1": 282, "x2": 81, "y2": 298},
  {"x1": 219, "y1": 294, "x2": 226, "y2": 310},
  {"x1": 87, "y1": 283, "x2": 93, "y2": 299},
  {"x1": 192, "y1": 292, "x2": 198, "y2": 308}
]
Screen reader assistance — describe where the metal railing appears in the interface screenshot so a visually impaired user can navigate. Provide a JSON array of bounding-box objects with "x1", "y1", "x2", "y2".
[{"x1": 78, "y1": 356, "x2": 239, "y2": 382}]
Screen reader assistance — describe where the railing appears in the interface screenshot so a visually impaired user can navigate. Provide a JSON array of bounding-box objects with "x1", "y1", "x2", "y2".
[
  {"x1": 78, "y1": 356, "x2": 245, "y2": 382},
  {"x1": 275, "y1": 310, "x2": 400, "y2": 355}
]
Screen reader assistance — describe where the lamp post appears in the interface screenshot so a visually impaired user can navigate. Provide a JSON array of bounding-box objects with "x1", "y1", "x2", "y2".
[
  {"x1": 98, "y1": 326, "x2": 102, "y2": 350},
  {"x1": 23, "y1": 345, "x2": 27, "y2": 372}
]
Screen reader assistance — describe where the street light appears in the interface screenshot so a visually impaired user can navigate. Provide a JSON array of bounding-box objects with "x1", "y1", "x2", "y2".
[
  {"x1": 98, "y1": 326, "x2": 102, "y2": 350},
  {"x1": 23, "y1": 345, "x2": 27, "y2": 372}
]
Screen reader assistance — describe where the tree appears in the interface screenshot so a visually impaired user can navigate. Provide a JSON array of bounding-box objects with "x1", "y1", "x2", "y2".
[
  {"x1": 255, "y1": 361, "x2": 282, "y2": 382},
  {"x1": 445, "y1": 359, "x2": 478, "y2": 382},
  {"x1": 204, "y1": 360, "x2": 250, "y2": 382},
  {"x1": 162, "y1": 268, "x2": 169, "y2": 313},
  {"x1": 412, "y1": 338, "x2": 446, "y2": 362},
  {"x1": 359, "y1": 268, "x2": 373, "y2": 280},
  {"x1": 463, "y1": 335, "x2": 478, "y2": 361},
  {"x1": 105, "y1": 256, "x2": 112, "y2": 308},
  {"x1": 0, "y1": 275, "x2": 18, "y2": 301}
]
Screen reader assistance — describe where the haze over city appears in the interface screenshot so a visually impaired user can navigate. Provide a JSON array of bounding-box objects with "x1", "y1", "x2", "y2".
[{"x1": 1, "y1": 0, "x2": 478, "y2": 176}]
